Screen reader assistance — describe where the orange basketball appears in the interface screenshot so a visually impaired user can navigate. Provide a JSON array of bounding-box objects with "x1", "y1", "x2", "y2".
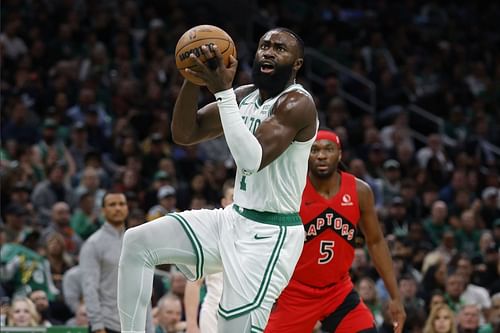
[{"x1": 175, "y1": 25, "x2": 237, "y2": 86}]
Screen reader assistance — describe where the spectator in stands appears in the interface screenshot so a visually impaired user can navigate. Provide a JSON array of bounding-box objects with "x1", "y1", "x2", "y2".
[
  {"x1": 66, "y1": 303, "x2": 89, "y2": 327},
  {"x1": 41, "y1": 202, "x2": 82, "y2": 259},
  {"x1": 479, "y1": 187, "x2": 500, "y2": 229},
  {"x1": 455, "y1": 210, "x2": 482, "y2": 254},
  {"x1": 75, "y1": 166, "x2": 106, "y2": 215},
  {"x1": 2, "y1": 203, "x2": 29, "y2": 243},
  {"x1": 62, "y1": 263, "x2": 83, "y2": 315},
  {"x1": 357, "y1": 276, "x2": 384, "y2": 327},
  {"x1": 381, "y1": 159, "x2": 402, "y2": 206},
  {"x1": 6, "y1": 297, "x2": 39, "y2": 327},
  {"x1": 422, "y1": 303, "x2": 457, "y2": 333},
  {"x1": 155, "y1": 293, "x2": 186, "y2": 333},
  {"x1": 423, "y1": 201, "x2": 450, "y2": 247},
  {"x1": 452, "y1": 254, "x2": 491, "y2": 324},
  {"x1": 444, "y1": 272, "x2": 466, "y2": 314},
  {"x1": 31, "y1": 162, "x2": 77, "y2": 226},
  {"x1": 456, "y1": 304, "x2": 483, "y2": 333},
  {"x1": 29, "y1": 289, "x2": 63, "y2": 325},
  {"x1": 146, "y1": 185, "x2": 178, "y2": 221},
  {"x1": 70, "y1": 191, "x2": 101, "y2": 240}
]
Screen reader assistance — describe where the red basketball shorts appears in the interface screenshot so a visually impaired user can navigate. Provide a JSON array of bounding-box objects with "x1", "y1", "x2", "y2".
[{"x1": 264, "y1": 277, "x2": 376, "y2": 333}]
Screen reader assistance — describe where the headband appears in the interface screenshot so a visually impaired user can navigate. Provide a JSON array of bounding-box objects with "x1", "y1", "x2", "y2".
[{"x1": 316, "y1": 130, "x2": 341, "y2": 148}]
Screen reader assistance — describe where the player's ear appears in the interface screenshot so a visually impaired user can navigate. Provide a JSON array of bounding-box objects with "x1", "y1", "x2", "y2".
[
  {"x1": 293, "y1": 58, "x2": 303, "y2": 71},
  {"x1": 338, "y1": 151, "x2": 342, "y2": 162}
]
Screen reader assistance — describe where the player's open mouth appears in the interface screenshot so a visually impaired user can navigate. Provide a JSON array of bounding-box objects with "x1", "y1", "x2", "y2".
[{"x1": 260, "y1": 62, "x2": 275, "y2": 73}]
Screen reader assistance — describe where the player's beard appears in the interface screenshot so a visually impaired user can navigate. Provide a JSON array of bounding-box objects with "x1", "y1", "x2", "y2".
[{"x1": 252, "y1": 60, "x2": 294, "y2": 97}]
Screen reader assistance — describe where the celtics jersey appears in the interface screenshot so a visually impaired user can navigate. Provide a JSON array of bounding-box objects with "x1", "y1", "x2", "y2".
[{"x1": 233, "y1": 84, "x2": 317, "y2": 213}]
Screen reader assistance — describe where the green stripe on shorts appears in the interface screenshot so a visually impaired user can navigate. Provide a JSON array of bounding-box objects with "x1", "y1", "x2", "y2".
[
  {"x1": 169, "y1": 213, "x2": 204, "y2": 280},
  {"x1": 218, "y1": 226, "x2": 287, "y2": 319},
  {"x1": 233, "y1": 204, "x2": 302, "y2": 226},
  {"x1": 251, "y1": 325, "x2": 264, "y2": 332}
]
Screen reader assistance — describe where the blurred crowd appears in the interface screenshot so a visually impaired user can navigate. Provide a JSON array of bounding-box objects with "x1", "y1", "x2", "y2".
[{"x1": 0, "y1": 0, "x2": 499, "y2": 332}]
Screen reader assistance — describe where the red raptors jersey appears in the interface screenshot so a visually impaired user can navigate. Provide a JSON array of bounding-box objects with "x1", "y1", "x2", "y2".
[{"x1": 292, "y1": 171, "x2": 360, "y2": 287}]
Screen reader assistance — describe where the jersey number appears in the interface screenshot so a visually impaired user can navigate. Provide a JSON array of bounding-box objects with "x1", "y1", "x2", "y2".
[
  {"x1": 318, "y1": 241, "x2": 335, "y2": 264},
  {"x1": 240, "y1": 176, "x2": 247, "y2": 191}
]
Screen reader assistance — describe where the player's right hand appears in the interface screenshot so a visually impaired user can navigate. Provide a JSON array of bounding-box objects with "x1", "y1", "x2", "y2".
[{"x1": 389, "y1": 298, "x2": 406, "y2": 333}]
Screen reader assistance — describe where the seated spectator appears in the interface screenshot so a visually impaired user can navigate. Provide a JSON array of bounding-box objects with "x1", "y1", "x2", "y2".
[
  {"x1": 43, "y1": 232, "x2": 76, "y2": 294},
  {"x1": 29, "y1": 289, "x2": 63, "y2": 325},
  {"x1": 41, "y1": 202, "x2": 82, "y2": 260},
  {"x1": 6, "y1": 297, "x2": 40, "y2": 327},
  {"x1": 2, "y1": 203, "x2": 29, "y2": 243},
  {"x1": 423, "y1": 201, "x2": 450, "y2": 247},
  {"x1": 147, "y1": 185, "x2": 178, "y2": 221},
  {"x1": 61, "y1": 265, "x2": 83, "y2": 315},
  {"x1": 452, "y1": 254, "x2": 491, "y2": 325},
  {"x1": 356, "y1": 276, "x2": 384, "y2": 327},
  {"x1": 444, "y1": 273, "x2": 467, "y2": 314},
  {"x1": 66, "y1": 302, "x2": 89, "y2": 327},
  {"x1": 155, "y1": 293, "x2": 186, "y2": 333},
  {"x1": 31, "y1": 162, "x2": 77, "y2": 227},
  {"x1": 0, "y1": 241, "x2": 59, "y2": 301},
  {"x1": 456, "y1": 304, "x2": 483, "y2": 333},
  {"x1": 422, "y1": 303, "x2": 457, "y2": 333},
  {"x1": 70, "y1": 191, "x2": 101, "y2": 239}
]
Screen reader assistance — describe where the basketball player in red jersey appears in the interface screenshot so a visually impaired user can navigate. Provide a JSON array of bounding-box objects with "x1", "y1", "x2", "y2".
[{"x1": 265, "y1": 130, "x2": 406, "y2": 333}]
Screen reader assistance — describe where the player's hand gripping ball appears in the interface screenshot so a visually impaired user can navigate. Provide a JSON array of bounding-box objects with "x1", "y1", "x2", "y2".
[{"x1": 175, "y1": 25, "x2": 237, "y2": 86}]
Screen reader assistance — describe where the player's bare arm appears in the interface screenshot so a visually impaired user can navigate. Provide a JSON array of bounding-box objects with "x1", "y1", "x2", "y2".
[
  {"x1": 356, "y1": 178, "x2": 406, "y2": 333},
  {"x1": 171, "y1": 81, "x2": 254, "y2": 145},
  {"x1": 255, "y1": 91, "x2": 317, "y2": 169}
]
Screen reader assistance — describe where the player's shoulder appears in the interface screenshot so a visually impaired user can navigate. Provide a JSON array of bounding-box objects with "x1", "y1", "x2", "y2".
[
  {"x1": 235, "y1": 84, "x2": 256, "y2": 101},
  {"x1": 354, "y1": 175, "x2": 372, "y2": 194}
]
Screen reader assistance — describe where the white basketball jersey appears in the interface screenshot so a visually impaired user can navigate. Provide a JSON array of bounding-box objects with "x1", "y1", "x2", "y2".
[{"x1": 233, "y1": 84, "x2": 317, "y2": 213}]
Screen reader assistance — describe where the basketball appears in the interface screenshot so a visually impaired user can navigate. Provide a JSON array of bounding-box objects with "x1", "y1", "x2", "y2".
[{"x1": 175, "y1": 25, "x2": 237, "y2": 86}]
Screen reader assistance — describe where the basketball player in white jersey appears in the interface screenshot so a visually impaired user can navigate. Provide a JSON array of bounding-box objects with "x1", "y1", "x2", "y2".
[
  {"x1": 184, "y1": 180, "x2": 234, "y2": 333},
  {"x1": 118, "y1": 27, "x2": 318, "y2": 333}
]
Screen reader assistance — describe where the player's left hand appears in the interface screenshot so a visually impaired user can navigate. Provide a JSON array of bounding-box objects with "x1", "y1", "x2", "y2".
[
  {"x1": 186, "y1": 44, "x2": 238, "y2": 94},
  {"x1": 389, "y1": 298, "x2": 406, "y2": 333}
]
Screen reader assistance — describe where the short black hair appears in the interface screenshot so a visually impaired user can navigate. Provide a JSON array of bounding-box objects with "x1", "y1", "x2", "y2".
[
  {"x1": 273, "y1": 27, "x2": 304, "y2": 58},
  {"x1": 101, "y1": 191, "x2": 127, "y2": 207}
]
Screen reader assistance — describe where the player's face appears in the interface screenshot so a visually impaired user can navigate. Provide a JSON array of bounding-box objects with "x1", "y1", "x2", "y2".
[
  {"x1": 102, "y1": 193, "x2": 129, "y2": 226},
  {"x1": 252, "y1": 31, "x2": 299, "y2": 96},
  {"x1": 309, "y1": 140, "x2": 341, "y2": 178}
]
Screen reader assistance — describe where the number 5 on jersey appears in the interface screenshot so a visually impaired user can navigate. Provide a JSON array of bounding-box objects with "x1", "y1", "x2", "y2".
[{"x1": 318, "y1": 240, "x2": 335, "y2": 264}]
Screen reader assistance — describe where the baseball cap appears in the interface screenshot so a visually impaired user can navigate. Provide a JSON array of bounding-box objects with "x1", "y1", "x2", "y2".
[
  {"x1": 158, "y1": 185, "x2": 176, "y2": 200},
  {"x1": 154, "y1": 170, "x2": 170, "y2": 181},
  {"x1": 43, "y1": 118, "x2": 58, "y2": 129},
  {"x1": 5, "y1": 203, "x2": 28, "y2": 216},
  {"x1": 73, "y1": 121, "x2": 86, "y2": 131},
  {"x1": 391, "y1": 196, "x2": 404, "y2": 206},
  {"x1": 383, "y1": 159, "x2": 400, "y2": 170},
  {"x1": 482, "y1": 187, "x2": 498, "y2": 200}
]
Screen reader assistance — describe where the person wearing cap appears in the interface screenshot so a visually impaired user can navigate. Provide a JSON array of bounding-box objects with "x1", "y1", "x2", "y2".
[
  {"x1": 143, "y1": 171, "x2": 173, "y2": 210},
  {"x1": 3, "y1": 203, "x2": 29, "y2": 243},
  {"x1": 381, "y1": 159, "x2": 402, "y2": 206},
  {"x1": 480, "y1": 187, "x2": 500, "y2": 229},
  {"x1": 146, "y1": 185, "x2": 178, "y2": 221},
  {"x1": 33, "y1": 117, "x2": 77, "y2": 177},
  {"x1": 265, "y1": 129, "x2": 405, "y2": 333}
]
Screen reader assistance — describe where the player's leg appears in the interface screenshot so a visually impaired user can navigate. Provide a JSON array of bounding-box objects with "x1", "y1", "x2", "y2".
[
  {"x1": 263, "y1": 286, "x2": 319, "y2": 333},
  {"x1": 118, "y1": 210, "x2": 221, "y2": 333},
  {"x1": 320, "y1": 290, "x2": 377, "y2": 333},
  {"x1": 217, "y1": 211, "x2": 305, "y2": 332}
]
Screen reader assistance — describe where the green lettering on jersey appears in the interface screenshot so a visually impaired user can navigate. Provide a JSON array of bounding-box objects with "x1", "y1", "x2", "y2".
[{"x1": 240, "y1": 176, "x2": 247, "y2": 191}]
